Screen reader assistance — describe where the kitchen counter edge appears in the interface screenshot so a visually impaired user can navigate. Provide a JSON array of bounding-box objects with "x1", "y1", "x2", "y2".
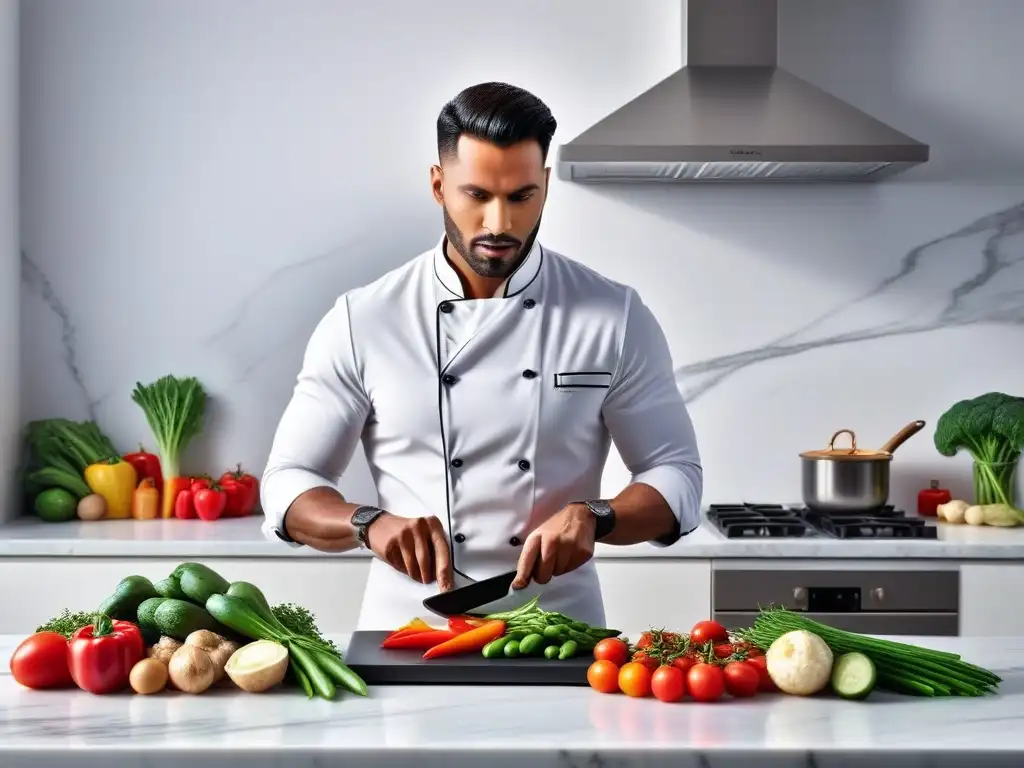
[{"x1": 2, "y1": 514, "x2": 1024, "y2": 559}]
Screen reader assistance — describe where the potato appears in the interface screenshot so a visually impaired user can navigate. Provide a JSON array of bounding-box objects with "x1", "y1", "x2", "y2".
[{"x1": 167, "y1": 644, "x2": 216, "y2": 694}]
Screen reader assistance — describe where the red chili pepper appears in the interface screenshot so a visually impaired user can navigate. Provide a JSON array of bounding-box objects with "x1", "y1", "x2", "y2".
[
  {"x1": 174, "y1": 489, "x2": 196, "y2": 520},
  {"x1": 447, "y1": 616, "x2": 485, "y2": 634},
  {"x1": 918, "y1": 480, "x2": 952, "y2": 517},
  {"x1": 122, "y1": 445, "x2": 163, "y2": 492},
  {"x1": 219, "y1": 464, "x2": 259, "y2": 516},
  {"x1": 68, "y1": 614, "x2": 144, "y2": 694},
  {"x1": 381, "y1": 629, "x2": 458, "y2": 650},
  {"x1": 193, "y1": 484, "x2": 227, "y2": 522}
]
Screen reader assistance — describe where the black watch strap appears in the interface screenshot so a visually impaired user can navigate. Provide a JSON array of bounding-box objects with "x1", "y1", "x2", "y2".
[{"x1": 583, "y1": 499, "x2": 616, "y2": 540}]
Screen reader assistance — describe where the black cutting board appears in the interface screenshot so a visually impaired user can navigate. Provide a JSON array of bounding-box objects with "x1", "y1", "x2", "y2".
[{"x1": 344, "y1": 631, "x2": 592, "y2": 686}]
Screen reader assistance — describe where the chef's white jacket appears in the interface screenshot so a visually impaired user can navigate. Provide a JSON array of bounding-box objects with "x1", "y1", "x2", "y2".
[{"x1": 261, "y1": 235, "x2": 703, "y2": 631}]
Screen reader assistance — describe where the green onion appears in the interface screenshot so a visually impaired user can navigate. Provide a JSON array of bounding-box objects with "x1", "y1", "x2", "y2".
[{"x1": 736, "y1": 607, "x2": 1001, "y2": 697}]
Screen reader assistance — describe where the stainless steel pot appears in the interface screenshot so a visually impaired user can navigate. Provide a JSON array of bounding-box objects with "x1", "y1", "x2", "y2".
[{"x1": 800, "y1": 420, "x2": 926, "y2": 512}]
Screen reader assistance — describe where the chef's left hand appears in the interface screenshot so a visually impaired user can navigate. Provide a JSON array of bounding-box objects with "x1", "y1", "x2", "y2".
[{"x1": 511, "y1": 503, "x2": 595, "y2": 590}]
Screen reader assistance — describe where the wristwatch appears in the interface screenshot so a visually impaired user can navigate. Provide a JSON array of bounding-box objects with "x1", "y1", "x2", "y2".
[
  {"x1": 351, "y1": 505, "x2": 387, "y2": 548},
  {"x1": 581, "y1": 499, "x2": 616, "y2": 541}
]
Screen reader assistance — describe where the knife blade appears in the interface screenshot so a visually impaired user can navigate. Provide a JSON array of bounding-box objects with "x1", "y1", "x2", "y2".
[{"x1": 422, "y1": 570, "x2": 517, "y2": 618}]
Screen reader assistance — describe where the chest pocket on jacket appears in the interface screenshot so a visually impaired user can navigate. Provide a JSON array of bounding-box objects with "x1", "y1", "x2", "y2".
[{"x1": 553, "y1": 371, "x2": 612, "y2": 390}]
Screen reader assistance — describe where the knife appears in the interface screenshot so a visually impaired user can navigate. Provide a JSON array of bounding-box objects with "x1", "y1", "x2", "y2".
[{"x1": 422, "y1": 570, "x2": 517, "y2": 618}]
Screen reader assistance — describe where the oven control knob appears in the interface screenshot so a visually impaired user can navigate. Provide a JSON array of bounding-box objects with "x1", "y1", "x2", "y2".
[
  {"x1": 792, "y1": 587, "x2": 807, "y2": 607},
  {"x1": 872, "y1": 587, "x2": 885, "y2": 603}
]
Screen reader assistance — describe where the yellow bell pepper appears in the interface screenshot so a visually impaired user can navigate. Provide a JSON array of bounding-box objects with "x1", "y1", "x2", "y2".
[{"x1": 84, "y1": 458, "x2": 138, "y2": 520}]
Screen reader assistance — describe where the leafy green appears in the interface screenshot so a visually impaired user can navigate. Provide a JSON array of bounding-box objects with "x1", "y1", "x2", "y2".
[
  {"x1": 934, "y1": 392, "x2": 1024, "y2": 506},
  {"x1": 36, "y1": 608, "x2": 94, "y2": 640},
  {"x1": 130, "y1": 375, "x2": 207, "y2": 479},
  {"x1": 22, "y1": 418, "x2": 120, "y2": 500},
  {"x1": 271, "y1": 602, "x2": 340, "y2": 657}
]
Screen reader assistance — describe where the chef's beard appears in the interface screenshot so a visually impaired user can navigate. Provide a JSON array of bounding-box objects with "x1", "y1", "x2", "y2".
[{"x1": 443, "y1": 206, "x2": 541, "y2": 280}]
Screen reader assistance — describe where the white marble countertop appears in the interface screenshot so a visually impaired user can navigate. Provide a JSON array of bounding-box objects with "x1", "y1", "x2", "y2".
[
  {"x1": 3, "y1": 511, "x2": 1024, "y2": 560},
  {"x1": 2, "y1": 632, "x2": 1024, "y2": 767}
]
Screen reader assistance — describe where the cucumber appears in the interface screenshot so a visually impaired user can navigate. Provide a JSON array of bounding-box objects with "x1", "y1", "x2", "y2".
[
  {"x1": 153, "y1": 598, "x2": 224, "y2": 641},
  {"x1": 503, "y1": 640, "x2": 521, "y2": 658},
  {"x1": 96, "y1": 575, "x2": 159, "y2": 621},
  {"x1": 518, "y1": 633, "x2": 546, "y2": 656},
  {"x1": 831, "y1": 652, "x2": 877, "y2": 700},
  {"x1": 544, "y1": 644, "x2": 560, "y2": 659},
  {"x1": 153, "y1": 576, "x2": 189, "y2": 601},
  {"x1": 176, "y1": 564, "x2": 231, "y2": 604}
]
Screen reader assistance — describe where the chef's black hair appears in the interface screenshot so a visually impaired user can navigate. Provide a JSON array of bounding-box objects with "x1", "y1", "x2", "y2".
[{"x1": 437, "y1": 82, "x2": 557, "y2": 163}]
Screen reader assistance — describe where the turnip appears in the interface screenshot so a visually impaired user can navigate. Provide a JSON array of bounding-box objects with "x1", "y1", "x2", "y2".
[{"x1": 765, "y1": 630, "x2": 833, "y2": 696}]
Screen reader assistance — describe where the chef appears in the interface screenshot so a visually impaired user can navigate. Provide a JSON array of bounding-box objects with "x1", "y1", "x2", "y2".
[{"x1": 260, "y1": 81, "x2": 703, "y2": 631}]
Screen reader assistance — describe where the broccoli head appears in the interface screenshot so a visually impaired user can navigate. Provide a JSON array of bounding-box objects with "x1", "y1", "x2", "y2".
[{"x1": 934, "y1": 392, "x2": 1024, "y2": 462}]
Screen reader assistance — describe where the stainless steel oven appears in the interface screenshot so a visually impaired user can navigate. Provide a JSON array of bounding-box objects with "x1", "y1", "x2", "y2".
[{"x1": 711, "y1": 561, "x2": 960, "y2": 636}]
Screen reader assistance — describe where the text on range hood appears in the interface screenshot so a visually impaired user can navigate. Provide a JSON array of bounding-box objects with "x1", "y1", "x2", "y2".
[{"x1": 556, "y1": 0, "x2": 929, "y2": 183}]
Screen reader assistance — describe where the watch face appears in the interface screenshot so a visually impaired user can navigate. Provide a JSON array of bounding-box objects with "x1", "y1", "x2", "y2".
[
  {"x1": 352, "y1": 506, "x2": 383, "y2": 526},
  {"x1": 587, "y1": 500, "x2": 613, "y2": 517}
]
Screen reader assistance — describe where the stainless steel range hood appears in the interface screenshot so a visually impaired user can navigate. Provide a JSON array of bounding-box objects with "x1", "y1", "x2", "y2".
[{"x1": 557, "y1": 0, "x2": 929, "y2": 183}]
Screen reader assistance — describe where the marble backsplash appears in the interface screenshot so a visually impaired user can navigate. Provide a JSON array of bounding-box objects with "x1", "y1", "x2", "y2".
[
  {"x1": 13, "y1": 0, "x2": 1024, "y2": 524},
  {"x1": 17, "y1": 185, "x2": 1024, "y2": 522}
]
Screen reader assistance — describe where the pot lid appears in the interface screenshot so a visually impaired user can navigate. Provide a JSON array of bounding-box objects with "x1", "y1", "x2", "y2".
[{"x1": 799, "y1": 429, "x2": 893, "y2": 461}]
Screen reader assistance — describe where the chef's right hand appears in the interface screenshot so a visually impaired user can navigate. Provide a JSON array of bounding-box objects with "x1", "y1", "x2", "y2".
[{"x1": 366, "y1": 513, "x2": 454, "y2": 591}]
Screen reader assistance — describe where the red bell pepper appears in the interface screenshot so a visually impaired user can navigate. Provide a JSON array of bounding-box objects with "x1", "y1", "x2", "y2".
[
  {"x1": 174, "y1": 489, "x2": 196, "y2": 519},
  {"x1": 220, "y1": 478, "x2": 252, "y2": 518},
  {"x1": 193, "y1": 484, "x2": 227, "y2": 521},
  {"x1": 448, "y1": 616, "x2": 485, "y2": 634},
  {"x1": 123, "y1": 445, "x2": 163, "y2": 493},
  {"x1": 422, "y1": 620, "x2": 506, "y2": 659},
  {"x1": 219, "y1": 464, "x2": 259, "y2": 516},
  {"x1": 68, "y1": 614, "x2": 144, "y2": 694}
]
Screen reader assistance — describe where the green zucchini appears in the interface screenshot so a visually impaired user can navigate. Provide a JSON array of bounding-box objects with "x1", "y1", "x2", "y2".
[
  {"x1": 176, "y1": 563, "x2": 231, "y2": 604},
  {"x1": 153, "y1": 598, "x2": 224, "y2": 640},
  {"x1": 205, "y1": 593, "x2": 281, "y2": 641},
  {"x1": 136, "y1": 596, "x2": 167, "y2": 643},
  {"x1": 153, "y1": 576, "x2": 189, "y2": 601},
  {"x1": 96, "y1": 575, "x2": 159, "y2": 621},
  {"x1": 226, "y1": 581, "x2": 285, "y2": 630}
]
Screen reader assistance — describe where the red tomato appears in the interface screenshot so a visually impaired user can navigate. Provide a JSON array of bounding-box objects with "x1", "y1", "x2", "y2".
[
  {"x1": 190, "y1": 476, "x2": 212, "y2": 493},
  {"x1": 713, "y1": 643, "x2": 735, "y2": 659},
  {"x1": 635, "y1": 630, "x2": 680, "y2": 650},
  {"x1": 745, "y1": 655, "x2": 777, "y2": 691},
  {"x1": 723, "y1": 661, "x2": 760, "y2": 698},
  {"x1": 686, "y1": 662, "x2": 725, "y2": 702},
  {"x1": 671, "y1": 656, "x2": 695, "y2": 675},
  {"x1": 631, "y1": 651, "x2": 660, "y2": 671},
  {"x1": 651, "y1": 665, "x2": 685, "y2": 703},
  {"x1": 689, "y1": 620, "x2": 729, "y2": 646},
  {"x1": 587, "y1": 660, "x2": 620, "y2": 694},
  {"x1": 618, "y1": 661, "x2": 653, "y2": 698},
  {"x1": 9, "y1": 632, "x2": 74, "y2": 689},
  {"x1": 593, "y1": 638, "x2": 630, "y2": 666}
]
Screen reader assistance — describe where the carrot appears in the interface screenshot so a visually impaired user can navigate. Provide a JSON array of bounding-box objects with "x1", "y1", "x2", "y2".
[{"x1": 422, "y1": 620, "x2": 506, "y2": 659}]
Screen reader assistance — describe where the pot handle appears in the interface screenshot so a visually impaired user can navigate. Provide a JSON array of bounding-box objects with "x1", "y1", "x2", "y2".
[{"x1": 828, "y1": 429, "x2": 858, "y2": 453}]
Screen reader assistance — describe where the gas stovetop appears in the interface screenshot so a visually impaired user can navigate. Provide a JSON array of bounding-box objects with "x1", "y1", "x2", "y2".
[{"x1": 706, "y1": 503, "x2": 938, "y2": 540}]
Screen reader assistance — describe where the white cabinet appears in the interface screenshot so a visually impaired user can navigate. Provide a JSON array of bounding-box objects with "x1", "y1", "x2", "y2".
[
  {"x1": 960, "y1": 564, "x2": 1024, "y2": 636},
  {"x1": 0, "y1": 557, "x2": 712, "y2": 636}
]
